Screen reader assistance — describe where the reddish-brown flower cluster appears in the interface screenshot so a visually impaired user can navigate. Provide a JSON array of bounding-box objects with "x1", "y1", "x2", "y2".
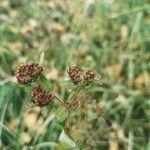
[
  {"x1": 68, "y1": 66, "x2": 83, "y2": 84},
  {"x1": 84, "y1": 70, "x2": 95, "y2": 81},
  {"x1": 31, "y1": 85, "x2": 53, "y2": 107},
  {"x1": 68, "y1": 66, "x2": 96, "y2": 84},
  {"x1": 16, "y1": 63, "x2": 43, "y2": 84},
  {"x1": 70, "y1": 95, "x2": 92, "y2": 110}
]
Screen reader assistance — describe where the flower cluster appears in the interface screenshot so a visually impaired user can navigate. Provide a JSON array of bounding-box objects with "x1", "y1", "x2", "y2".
[
  {"x1": 68, "y1": 66, "x2": 96, "y2": 84},
  {"x1": 16, "y1": 63, "x2": 43, "y2": 84},
  {"x1": 16, "y1": 63, "x2": 54, "y2": 107},
  {"x1": 68, "y1": 66, "x2": 83, "y2": 84},
  {"x1": 31, "y1": 85, "x2": 53, "y2": 107},
  {"x1": 70, "y1": 95, "x2": 92, "y2": 110},
  {"x1": 84, "y1": 70, "x2": 95, "y2": 81},
  {"x1": 16, "y1": 63, "x2": 96, "y2": 109}
]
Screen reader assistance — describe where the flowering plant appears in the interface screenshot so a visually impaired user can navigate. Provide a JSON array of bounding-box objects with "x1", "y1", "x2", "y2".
[{"x1": 16, "y1": 62, "x2": 101, "y2": 147}]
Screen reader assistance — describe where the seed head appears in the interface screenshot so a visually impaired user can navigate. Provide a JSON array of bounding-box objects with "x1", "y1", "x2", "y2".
[
  {"x1": 31, "y1": 85, "x2": 53, "y2": 107},
  {"x1": 16, "y1": 63, "x2": 43, "y2": 84}
]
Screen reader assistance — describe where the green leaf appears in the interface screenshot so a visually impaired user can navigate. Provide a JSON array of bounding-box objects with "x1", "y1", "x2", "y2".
[
  {"x1": 35, "y1": 141, "x2": 57, "y2": 149},
  {"x1": 39, "y1": 75, "x2": 54, "y2": 91},
  {"x1": 55, "y1": 107, "x2": 67, "y2": 122},
  {"x1": 56, "y1": 143, "x2": 70, "y2": 150},
  {"x1": 13, "y1": 83, "x2": 26, "y2": 89},
  {"x1": 13, "y1": 83, "x2": 33, "y2": 93},
  {"x1": 41, "y1": 107, "x2": 49, "y2": 118},
  {"x1": 39, "y1": 51, "x2": 45, "y2": 66},
  {"x1": 59, "y1": 130, "x2": 76, "y2": 148},
  {"x1": 24, "y1": 85, "x2": 34, "y2": 93},
  {"x1": 147, "y1": 141, "x2": 150, "y2": 150}
]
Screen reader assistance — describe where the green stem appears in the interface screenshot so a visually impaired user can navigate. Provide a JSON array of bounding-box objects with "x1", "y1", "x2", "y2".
[{"x1": 66, "y1": 111, "x2": 71, "y2": 130}]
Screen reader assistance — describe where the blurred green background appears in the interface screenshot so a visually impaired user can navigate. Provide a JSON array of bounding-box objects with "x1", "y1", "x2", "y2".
[{"x1": 0, "y1": 0, "x2": 150, "y2": 149}]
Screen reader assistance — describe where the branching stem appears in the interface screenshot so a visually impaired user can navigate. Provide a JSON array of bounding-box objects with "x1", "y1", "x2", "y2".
[{"x1": 53, "y1": 94, "x2": 68, "y2": 109}]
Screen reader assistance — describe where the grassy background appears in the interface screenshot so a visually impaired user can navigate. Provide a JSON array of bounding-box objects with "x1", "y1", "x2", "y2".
[{"x1": 0, "y1": 0, "x2": 150, "y2": 149}]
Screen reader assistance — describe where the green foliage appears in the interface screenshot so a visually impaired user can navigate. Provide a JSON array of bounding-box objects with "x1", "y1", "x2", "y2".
[
  {"x1": 55, "y1": 108, "x2": 67, "y2": 123},
  {"x1": 38, "y1": 75, "x2": 54, "y2": 91}
]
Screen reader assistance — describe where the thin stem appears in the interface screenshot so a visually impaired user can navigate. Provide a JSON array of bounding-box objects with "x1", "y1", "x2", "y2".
[
  {"x1": 66, "y1": 111, "x2": 71, "y2": 129},
  {"x1": 53, "y1": 94, "x2": 68, "y2": 109}
]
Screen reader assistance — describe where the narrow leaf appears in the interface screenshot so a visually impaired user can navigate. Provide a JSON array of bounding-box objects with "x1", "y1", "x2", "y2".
[
  {"x1": 39, "y1": 51, "x2": 45, "y2": 66},
  {"x1": 59, "y1": 130, "x2": 76, "y2": 148},
  {"x1": 39, "y1": 75, "x2": 54, "y2": 91}
]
